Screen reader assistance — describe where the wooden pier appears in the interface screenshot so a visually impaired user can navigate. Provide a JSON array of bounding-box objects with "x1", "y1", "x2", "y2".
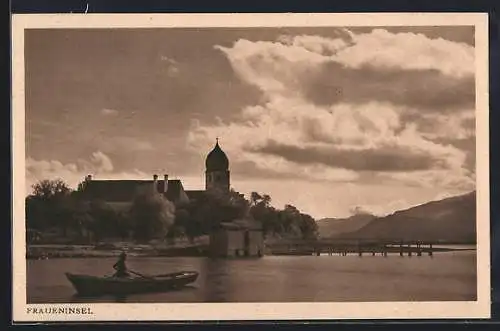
[{"x1": 268, "y1": 239, "x2": 441, "y2": 257}]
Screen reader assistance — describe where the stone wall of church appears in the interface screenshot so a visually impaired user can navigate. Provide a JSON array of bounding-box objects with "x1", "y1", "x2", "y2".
[{"x1": 205, "y1": 170, "x2": 230, "y2": 192}]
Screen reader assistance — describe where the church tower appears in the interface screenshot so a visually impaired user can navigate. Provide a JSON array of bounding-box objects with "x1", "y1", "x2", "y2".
[{"x1": 205, "y1": 139, "x2": 230, "y2": 192}]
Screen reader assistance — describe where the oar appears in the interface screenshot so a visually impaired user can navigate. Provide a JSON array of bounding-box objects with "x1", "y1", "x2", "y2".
[{"x1": 129, "y1": 269, "x2": 156, "y2": 280}]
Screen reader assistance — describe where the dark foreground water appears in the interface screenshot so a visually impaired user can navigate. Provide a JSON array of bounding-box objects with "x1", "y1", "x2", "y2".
[{"x1": 27, "y1": 251, "x2": 477, "y2": 303}]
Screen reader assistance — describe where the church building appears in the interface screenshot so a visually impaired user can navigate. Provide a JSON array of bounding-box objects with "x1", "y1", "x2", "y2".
[
  {"x1": 79, "y1": 139, "x2": 231, "y2": 205},
  {"x1": 79, "y1": 140, "x2": 264, "y2": 258}
]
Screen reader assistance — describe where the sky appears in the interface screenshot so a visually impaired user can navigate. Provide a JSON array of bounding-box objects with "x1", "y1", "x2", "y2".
[{"x1": 24, "y1": 26, "x2": 476, "y2": 219}]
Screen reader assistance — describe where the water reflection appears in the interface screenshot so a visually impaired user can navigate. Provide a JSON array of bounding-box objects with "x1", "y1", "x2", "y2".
[
  {"x1": 201, "y1": 258, "x2": 232, "y2": 302},
  {"x1": 28, "y1": 253, "x2": 477, "y2": 303},
  {"x1": 70, "y1": 285, "x2": 199, "y2": 303}
]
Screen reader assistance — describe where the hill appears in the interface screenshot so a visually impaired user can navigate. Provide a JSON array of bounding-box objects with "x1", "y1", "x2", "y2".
[
  {"x1": 320, "y1": 191, "x2": 476, "y2": 243},
  {"x1": 317, "y1": 213, "x2": 376, "y2": 238}
]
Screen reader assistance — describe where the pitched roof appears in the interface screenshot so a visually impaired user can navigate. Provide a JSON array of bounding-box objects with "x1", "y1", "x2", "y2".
[
  {"x1": 82, "y1": 179, "x2": 187, "y2": 203},
  {"x1": 164, "y1": 180, "x2": 187, "y2": 203},
  {"x1": 81, "y1": 180, "x2": 152, "y2": 201}
]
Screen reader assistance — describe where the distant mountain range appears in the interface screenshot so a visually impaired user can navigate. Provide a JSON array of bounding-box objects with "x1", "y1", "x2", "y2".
[{"x1": 317, "y1": 191, "x2": 476, "y2": 243}]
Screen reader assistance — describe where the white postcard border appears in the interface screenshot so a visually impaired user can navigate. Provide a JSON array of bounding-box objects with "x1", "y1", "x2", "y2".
[{"x1": 11, "y1": 13, "x2": 491, "y2": 322}]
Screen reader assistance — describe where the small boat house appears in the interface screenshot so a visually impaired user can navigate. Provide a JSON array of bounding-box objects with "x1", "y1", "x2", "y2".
[{"x1": 209, "y1": 219, "x2": 264, "y2": 258}]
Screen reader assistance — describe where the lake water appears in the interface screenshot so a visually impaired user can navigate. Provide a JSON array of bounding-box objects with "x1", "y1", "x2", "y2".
[{"x1": 27, "y1": 251, "x2": 477, "y2": 303}]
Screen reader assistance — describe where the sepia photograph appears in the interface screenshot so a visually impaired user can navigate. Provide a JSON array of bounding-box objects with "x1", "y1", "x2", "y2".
[{"x1": 11, "y1": 13, "x2": 490, "y2": 321}]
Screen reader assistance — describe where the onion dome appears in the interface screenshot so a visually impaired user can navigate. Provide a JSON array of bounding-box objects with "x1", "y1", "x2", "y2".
[{"x1": 205, "y1": 139, "x2": 229, "y2": 171}]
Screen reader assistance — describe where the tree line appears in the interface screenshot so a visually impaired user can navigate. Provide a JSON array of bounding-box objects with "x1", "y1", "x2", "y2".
[{"x1": 25, "y1": 179, "x2": 318, "y2": 244}]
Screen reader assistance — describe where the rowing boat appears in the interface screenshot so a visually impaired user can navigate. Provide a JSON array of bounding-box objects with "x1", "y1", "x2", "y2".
[{"x1": 65, "y1": 271, "x2": 198, "y2": 296}]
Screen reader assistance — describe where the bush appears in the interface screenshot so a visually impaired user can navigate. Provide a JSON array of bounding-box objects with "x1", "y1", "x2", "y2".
[{"x1": 129, "y1": 189, "x2": 176, "y2": 242}]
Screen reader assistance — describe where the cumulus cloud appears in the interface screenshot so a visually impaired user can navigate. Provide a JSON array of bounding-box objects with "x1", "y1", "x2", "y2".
[
  {"x1": 278, "y1": 29, "x2": 474, "y2": 77},
  {"x1": 252, "y1": 138, "x2": 464, "y2": 172},
  {"x1": 189, "y1": 28, "x2": 476, "y2": 193},
  {"x1": 414, "y1": 111, "x2": 475, "y2": 141},
  {"x1": 349, "y1": 205, "x2": 374, "y2": 216},
  {"x1": 277, "y1": 32, "x2": 352, "y2": 55},
  {"x1": 215, "y1": 39, "x2": 327, "y2": 97},
  {"x1": 85, "y1": 151, "x2": 114, "y2": 172},
  {"x1": 351, "y1": 198, "x2": 430, "y2": 217},
  {"x1": 335, "y1": 29, "x2": 474, "y2": 78},
  {"x1": 188, "y1": 95, "x2": 472, "y2": 190},
  {"x1": 216, "y1": 29, "x2": 475, "y2": 108},
  {"x1": 301, "y1": 63, "x2": 475, "y2": 111},
  {"x1": 26, "y1": 151, "x2": 149, "y2": 194}
]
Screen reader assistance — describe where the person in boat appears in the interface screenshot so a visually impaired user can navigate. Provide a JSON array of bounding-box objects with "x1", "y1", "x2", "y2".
[{"x1": 113, "y1": 251, "x2": 130, "y2": 278}]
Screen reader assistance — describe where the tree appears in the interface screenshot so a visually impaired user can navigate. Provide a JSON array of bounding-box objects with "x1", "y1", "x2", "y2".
[
  {"x1": 30, "y1": 179, "x2": 71, "y2": 200},
  {"x1": 26, "y1": 179, "x2": 74, "y2": 232},
  {"x1": 172, "y1": 208, "x2": 200, "y2": 243},
  {"x1": 201, "y1": 189, "x2": 250, "y2": 230},
  {"x1": 179, "y1": 189, "x2": 249, "y2": 235},
  {"x1": 250, "y1": 192, "x2": 263, "y2": 206},
  {"x1": 166, "y1": 221, "x2": 186, "y2": 245},
  {"x1": 248, "y1": 192, "x2": 319, "y2": 240},
  {"x1": 25, "y1": 179, "x2": 133, "y2": 242},
  {"x1": 250, "y1": 192, "x2": 271, "y2": 207},
  {"x1": 85, "y1": 200, "x2": 129, "y2": 241},
  {"x1": 69, "y1": 202, "x2": 95, "y2": 242},
  {"x1": 129, "y1": 189, "x2": 176, "y2": 242},
  {"x1": 249, "y1": 191, "x2": 277, "y2": 236},
  {"x1": 226, "y1": 189, "x2": 251, "y2": 219},
  {"x1": 298, "y1": 212, "x2": 319, "y2": 240}
]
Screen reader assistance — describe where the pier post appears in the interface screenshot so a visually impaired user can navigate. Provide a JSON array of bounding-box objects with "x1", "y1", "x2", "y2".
[{"x1": 429, "y1": 243, "x2": 433, "y2": 257}]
